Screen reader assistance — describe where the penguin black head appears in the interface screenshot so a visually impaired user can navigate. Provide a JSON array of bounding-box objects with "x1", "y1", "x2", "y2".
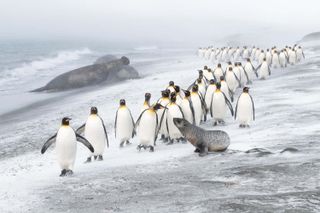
[
  {"x1": 228, "y1": 67, "x2": 233, "y2": 71},
  {"x1": 220, "y1": 76, "x2": 225, "y2": 81},
  {"x1": 192, "y1": 84, "x2": 198, "y2": 92},
  {"x1": 170, "y1": 95, "x2": 176, "y2": 103},
  {"x1": 62, "y1": 117, "x2": 71, "y2": 126},
  {"x1": 209, "y1": 79, "x2": 215, "y2": 85},
  {"x1": 218, "y1": 63, "x2": 221, "y2": 68},
  {"x1": 238, "y1": 62, "x2": 242, "y2": 66},
  {"x1": 196, "y1": 78, "x2": 202, "y2": 84},
  {"x1": 174, "y1": 85, "x2": 180, "y2": 93},
  {"x1": 243, "y1": 87, "x2": 250, "y2": 93},
  {"x1": 120, "y1": 99, "x2": 126, "y2": 106},
  {"x1": 204, "y1": 65, "x2": 208, "y2": 70},
  {"x1": 216, "y1": 82, "x2": 221, "y2": 90},
  {"x1": 198, "y1": 70, "x2": 203, "y2": 75},
  {"x1": 228, "y1": 61, "x2": 232, "y2": 65},
  {"x1": 161, "y1": 90, "x2": 170, "y2": 98},
  {"x1": 169, "y1": 81, "x2": 174, "y2": 86},
  {"x1": 247, "y1": 58, "x2": 251, "y2": 62},
  {"x1": 184, "y1": 90, "x2": 191, "y2": 97},
  {"x1": 90, "y1": 107, "x2": 98, "y2": 115},
  {"x1": 153, "y1": 103, "x2": 165, "y2": 111},
  {"x1": 263, "y1": 58, "x2": 266, "y2": 61},
  {"x1": 144, "y1": 93, "x2": 151, "y2": 101}
]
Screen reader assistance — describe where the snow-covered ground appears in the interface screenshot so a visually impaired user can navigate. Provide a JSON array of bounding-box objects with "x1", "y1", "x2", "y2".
[{"x1": 0, "y1": 45, "x2": 320, "y2": 212}]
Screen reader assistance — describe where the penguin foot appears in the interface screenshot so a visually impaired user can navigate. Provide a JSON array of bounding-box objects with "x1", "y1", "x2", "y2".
[
  {"x1": 60, "y1": 169, "x2": 67, "y2": 177},
  {"x1": 160, "y1": 134, "x2": 166, "y2": 141},
  {"x1": 126, "y1": 140, "x2": 131, "y2": 145},
  {"x1": 179, "y1": 137, "x2": 187, "y2": 143},
  {"x1": 213, "y1": 121, "x2": 218, "y2": 126},
  {"x1": 65, "y1": 170, "x2": 73, "y2": 176},
  {"x1": 84, "y1": 157, "x2": 92, "y2": 163},
  {"x1": 194, "y1": 148, "x2": 200, "y2": 153},
  {"x1": 120, "y1": 141, "x2": 125, "y2": 148},
  {"x1": 137, "y1": 144, "x2": 142, "y2": 151},
  {"x1": 163, "y1": 137, "x2": 169, "y2": 143},
  {"x1": 98, "y1": 155, "x2": 103, "y2": 161},
  {"x1": 94, "y1": 156, "x2": 98, "y2": 160},
  {"x1": 149, "y1": 146, "x2": 154, "y2": 152},
  {"x1": 167, "y1": 140, "x2": 174, "y2": 145}
]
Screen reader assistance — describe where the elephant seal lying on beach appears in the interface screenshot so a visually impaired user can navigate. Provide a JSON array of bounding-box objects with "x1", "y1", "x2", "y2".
[
  {"x1": 173, "y1": 118, "x2": 230, "y2": 156},
  {"x1": 31, "y1": 56, "x2": 139, "y2": 92}
]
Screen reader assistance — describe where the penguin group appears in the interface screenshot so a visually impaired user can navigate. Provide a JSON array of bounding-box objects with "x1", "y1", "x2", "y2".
[{"x1": 41, "y1": 44, "x2": 304, "y2": 176}]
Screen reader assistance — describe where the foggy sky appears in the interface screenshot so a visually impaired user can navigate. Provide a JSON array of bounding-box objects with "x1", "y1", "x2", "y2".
[{"x1": 0, "y1": 0, "x2": 319, "y2": 45}]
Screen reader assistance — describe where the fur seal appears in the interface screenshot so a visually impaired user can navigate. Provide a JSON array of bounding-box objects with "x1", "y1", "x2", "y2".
[
  {"x1": 173, "y1": 118, "x2": 230, "y2": 156},
  {"x1": 31, "y1": 56, "x2": 139, "y2": 92}
]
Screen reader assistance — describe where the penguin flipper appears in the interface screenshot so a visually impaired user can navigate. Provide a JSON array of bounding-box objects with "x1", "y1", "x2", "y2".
[
  {"x1": 249, "y1": 94, "x2": 255, "y2": 121},
  {"x1": 154, "y1": 114, "x2": 159, "y2": 146},
  {"x1": 99, "y1": 116, "x2": 109, "y2": 148},
  {"x1": 234, "y1": 94, "x2": 241, "y2": 120},
  {"x1": 135, "y1": 109, "x2": 147, "y2": 129},
  {"x1": 114, "y1": 109, "x2": 118, "y2": 138},
  {"x1": 129, "y1": 110, "x2": 136, "y2": 137},
  {"x1": 268, "y1": 66, "x2": 271, "y2": 75},
  {"x1": 188, "y1": 99, "x2": 196, "y2": 125},
  {"x1": 76, "y1": 133, "x2": 94, "y2": 153},
  {"x1": 223, "y1": 92, "x2": 234, "y2": 116},
  {"x1": 41, "y1": 133, "x2": 57, "y2": 154},
  {"x1": 76, "y1": 123, "x2": 86, "y2": 135}
]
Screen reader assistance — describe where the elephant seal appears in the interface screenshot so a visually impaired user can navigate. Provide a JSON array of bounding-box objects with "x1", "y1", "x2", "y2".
[
  {"x1": 173, "y1": 118, "x2": 230, "y2": 156},
  {"x1": 31, "y1": 56, "x2": 139, "y2": 92}
]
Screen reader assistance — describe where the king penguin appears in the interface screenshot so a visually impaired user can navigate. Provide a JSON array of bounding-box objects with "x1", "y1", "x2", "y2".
[
  {"x1": 41, "y1": 117, "x2": 94, "y2": 176},
  {"x1": 204, "y1": 79, "x2": 217, "y2": 113},
  {"x1": 256, "y1": 58, "x2": 271, "y2": 80},
  {"x1": 115, "y1": 99, "x2": 135, "y2": 147},
  {"x1": 180, "y1": 90, "x2": 195, "y2": 125},
  {"x1": 157, "y1": 89, "x2": 170, "y2": 142},
  {"x1": 210, "y1": 82, "x2": 234, "y2": 126},
  {"x1": 166, "y1": 94, "x2": 185, "y2": 144},
  {"x1": 235, "y1": 87, "x2": 255, "y2": 128},
  {"x1": 225, "y1": 67, "x2": 240, "y2": 93},
  {"x1": 135, "y1": 103, "x2": 165, "y2": 152},
  {"x1": 76, "y1": 107, "x2": 109, "y2": 162},
  {"x1": 190, "y1": 84, "x2": 206, "y2": 125}
]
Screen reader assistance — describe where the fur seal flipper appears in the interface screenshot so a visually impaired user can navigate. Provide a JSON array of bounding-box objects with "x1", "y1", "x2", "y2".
[{"x1": 173, "y1": 118, "x2": 230, "y2": 156}]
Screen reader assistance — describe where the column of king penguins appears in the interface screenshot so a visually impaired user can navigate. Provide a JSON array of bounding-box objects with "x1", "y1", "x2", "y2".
[{"x1": 41, "y1": 44, "x2": 304, "y2": 176}]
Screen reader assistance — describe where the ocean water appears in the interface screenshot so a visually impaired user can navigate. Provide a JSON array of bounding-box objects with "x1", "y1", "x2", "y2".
[{"x1": 0, "y1": 39, "x2": 194, "y2": 116}]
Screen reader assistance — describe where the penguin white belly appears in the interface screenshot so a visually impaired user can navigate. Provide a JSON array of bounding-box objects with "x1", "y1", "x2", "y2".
[
  {"x1": 266, "y1": 53, "x2": 272, "y2": 65},
  {"x1": 289, "y1": 53, "x2": 296, "y2": 65},
  {"x1": 85, "y1": 116, "x2": 106, "y2": 155},
  {"x1": 167, "y1": 105, "x2": 183, "y2": 139},
  {"x1": 56, "y1": 127, "x2": 77, "y2": 170},
  {"x1": 191, "y1": 94, "x2": 202, "y2": 126},
  {"x1": 221, "y1": 82, "x2": 231, "y2": 102},
  {"x1": 212, "y1": 92, "x2": 227, "y2": 120},
  {"x1": 272, "y1": 55, "x2": 280, "y2": 68},
  {"x1": 214, "y1": 68, "x2": 224, "y2": 82},
  {"x1": 236, "y1": 94, "x2": 253, "y2": 125},
  {"x1": 279, "y1": 54, "x2": 286, "y2": 67},
  {"x1": 205, "y1": 85, "x2": 216, "y2": 110},
  {"x1": 296, "y1": 50, "x2": 303, "y2": 62},
  {"x1": 116, "y1": 108, "x2": 134, "y2": 142},
  {"x1": 226, "y1": 72, "x2": 238, "y2": 92},
  {"x1": 198, "y1": 84, "x2": 206, "y2": 97},
  {"x1": 244, "y1": 65, "x2": 254, "y2": 81},
  {"x1": 259, "y1": 64, "x2": 269, "y2": 79},
  {"x1": 138, "y1": 112, "x2": 157, "y2": 145},
  {"x1": 258, "y1": 54, "x2": 265, "y2": 64},
  {"x1": 243, "y1": 50, "x2": 249, "y2": 59},
  {"x1": 239, "y1": 68, "x2": 247, "y2": 85},
  {"x1": 180, "y1": 99, "x2": 193, "y2": 124},
  {"x1": 157, "y1": 99, "x2": 169, "y2": 136},
  {"x1": 203, "y1": 70, "x2": 213, "y2": 81},
  {"x1": 233, "y1": 67, "x2": 241, "y2": 80}
]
